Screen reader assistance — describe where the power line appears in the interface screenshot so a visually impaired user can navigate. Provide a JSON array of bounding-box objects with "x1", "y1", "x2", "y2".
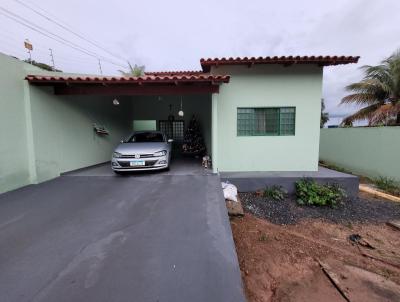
[
  {"x1": 0, "y1": 7, "x2": 98, "y2": 57},
  {"x1": 0, "y1": 34, "x2": 104, "y2": 67},
  {"x1": 0, "y1": 35, "x2": 105, "y2": 73},
  {"x1": 0, "y1": 35, "x2": 77, "y2": 66},
  {"x1": 0, "y1": 31, "x2": 52, "y2": 53},
  {"x1": 0, "y1": 34, "x2": 104, "y2": 65},
  {"x1": 0, "y1": 6, "x2": 126, "y2": 68},
  {"x1": 0, "y1": 7, "x2": 127, "y2": 69},
  {"x1": 0, "y1": 41, "x2": 27, "y2": 58},
  {"x1": 12, "y1": 0, "x2": 127, "y2": 63}
]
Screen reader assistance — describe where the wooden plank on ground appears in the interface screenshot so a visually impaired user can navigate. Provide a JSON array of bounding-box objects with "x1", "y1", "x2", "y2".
[
  {"x1": 387, "y1": 220, "x2": 400, "y2": 231},
  {"x1": 359, "y1": 184, "x2": 400, "y2": 203},
  {"x1": 317, "y1": 260, "x2": 351, "y2": 302}
]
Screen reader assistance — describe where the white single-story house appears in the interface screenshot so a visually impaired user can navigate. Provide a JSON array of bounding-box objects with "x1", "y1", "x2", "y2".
[{"x1": 0, "y1": 52, "x2": 359, "y2": 194}]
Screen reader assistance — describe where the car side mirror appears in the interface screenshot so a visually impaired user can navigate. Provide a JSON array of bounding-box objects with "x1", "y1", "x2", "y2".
[{"x1": 168, "y1": 139, "x2": 173, "y2": 143}]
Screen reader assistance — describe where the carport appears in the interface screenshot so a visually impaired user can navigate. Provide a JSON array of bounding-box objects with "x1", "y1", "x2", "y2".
[
  {"x1": 24, "y1": 73, "x2": 229, "y2": 183},
  {"x1": 0, "y1": 55, "x2": 245, "y2": 301}
]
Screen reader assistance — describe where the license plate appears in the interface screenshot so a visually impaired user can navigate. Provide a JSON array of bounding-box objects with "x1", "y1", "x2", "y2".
[{"x1": 130, "y1": 161, "x2": 145, "y2": 166}]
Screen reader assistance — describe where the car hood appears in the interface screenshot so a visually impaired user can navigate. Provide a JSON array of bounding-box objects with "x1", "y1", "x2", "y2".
[{"x1": 114, "y1": 142, "x2": 169, "y2": 155}]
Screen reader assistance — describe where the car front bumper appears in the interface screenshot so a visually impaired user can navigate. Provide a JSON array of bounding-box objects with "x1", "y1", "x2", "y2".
[{"x1": 111, "y1": 156, "x2": 169, "y2": 171}]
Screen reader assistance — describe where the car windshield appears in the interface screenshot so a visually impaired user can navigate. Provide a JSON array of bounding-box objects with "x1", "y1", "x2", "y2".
[{"x1": 127, "y1": 132, "x2": 165, "y2": 143}]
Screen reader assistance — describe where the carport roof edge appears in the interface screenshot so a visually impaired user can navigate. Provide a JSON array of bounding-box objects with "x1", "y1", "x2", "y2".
[
  {"x1": 200, "y1": 55, "x2": 360, "y2": 71},
  {"x1": 25, "y1": 74, "x2": 230, "y2": 95},
  {"x1": 25, "y1": 74, "x2": 230, "y2": 85}
]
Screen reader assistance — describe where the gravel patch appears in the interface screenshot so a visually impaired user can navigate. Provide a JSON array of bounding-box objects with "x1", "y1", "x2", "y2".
[{"x1": 240, "y1": 192, "x2": 400, "y2": 225}]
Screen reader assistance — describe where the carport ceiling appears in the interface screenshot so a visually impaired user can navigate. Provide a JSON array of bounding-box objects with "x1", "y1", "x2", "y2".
[{"x1": 25, "y1": 74, "x2": 230, "y2": 95}]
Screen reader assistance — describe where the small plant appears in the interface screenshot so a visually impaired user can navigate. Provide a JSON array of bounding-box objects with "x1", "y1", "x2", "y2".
[
  {"x1": 264, "y1": 185, "x2": 287, "y2": 201},
  {"x1": 295, "y1": 178, "x2": 346, "y2": 207},
  {"x1": 259, "y1": 233, "x2": 269, "y2": 242},
  {"x1": 319, "y1": 161, "x2": 352, "y2": 174},
  {"x1": 374, "y1": 176, "x2": 400, "y2": 196}
]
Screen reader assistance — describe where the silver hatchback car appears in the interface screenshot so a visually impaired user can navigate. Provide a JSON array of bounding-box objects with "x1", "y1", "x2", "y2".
[{"x1": 111, "y1": 131, "x2": 172, "y2": 173}]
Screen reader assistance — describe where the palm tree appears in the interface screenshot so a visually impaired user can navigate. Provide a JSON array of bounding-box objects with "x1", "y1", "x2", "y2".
[
  {"x1": 320, "y1": 98, "x2": 329, "y2": 128},
  {"x1": 341, "y1": 50, "x2": 400, "y2": 126},
  {"x1": 119, "y1": 62, "x2": 145, "y2": 77}
]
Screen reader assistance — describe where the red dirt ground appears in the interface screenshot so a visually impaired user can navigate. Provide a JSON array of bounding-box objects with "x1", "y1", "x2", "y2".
[{"x1": 231, "y1": 212, "x2": 400, "y2": 302}]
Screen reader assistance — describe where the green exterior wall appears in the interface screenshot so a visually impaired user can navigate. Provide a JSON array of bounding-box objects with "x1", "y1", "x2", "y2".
[
  {"x1": 212, "y1": 64, "x2": 323, "y2": 172},
  {"x1": 0, "y1": 54, "x2": 31, "y2": 193},
  {"x1": 320, "y1": 127, "x2": 400, "y2": 182},
  {"x1": 0, "y1": 53, "x2": 131, "y2": 193},
  {"x1": 28, "y1": 86, "x2": 131, "y2": 183}
]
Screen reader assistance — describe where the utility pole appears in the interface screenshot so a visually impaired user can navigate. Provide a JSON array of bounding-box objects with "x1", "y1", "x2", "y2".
[
  {"x1": 24, "y1": 39, "x2": 33, "y2": 63},
  {"x1": 49, "y1": 48, "x2": 55, "y2": 70},
  {"x1": 98, "y1": 59, "x2": 103, "y2": 75}
]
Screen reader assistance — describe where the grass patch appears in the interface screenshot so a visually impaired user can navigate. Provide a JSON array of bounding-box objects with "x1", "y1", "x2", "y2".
[
  {"x1": 258, "y1": 233, "x2": 269, "y2": 242},
  {"x1": 345, "y1": 222, "x2": 353, "y2": 230},
  {"x1": 319, "y1": 161, "x2": 374, "y2": 184},
  {"x1": 319, "y1": 160, "x2": 352, "y2": 174},
  {"x1": 374, "y1": 176, "x2": 400, "y2": 196}
]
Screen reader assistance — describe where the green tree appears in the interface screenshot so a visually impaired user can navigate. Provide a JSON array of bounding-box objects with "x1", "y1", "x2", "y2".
[
  {"x1": 341, "y1": 49, "x2": 400, "y2": 126},
  {"x1": 119, "y1": 62, "x2": 145, "y2": 77},
  {"x1": 320, "y1": 98, "x2": 329, "y2": 128}
]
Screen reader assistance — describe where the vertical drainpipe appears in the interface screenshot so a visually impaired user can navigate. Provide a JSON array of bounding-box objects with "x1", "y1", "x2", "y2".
[
  {"x1": 23, "y1": 81, "x2": 38, "y2": 184},
  {"x1": 211, "y1": 93, "x2": 218, "y2": 173}
]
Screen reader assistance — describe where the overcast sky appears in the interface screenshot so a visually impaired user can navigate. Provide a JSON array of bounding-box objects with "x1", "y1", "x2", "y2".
[{"x1": 1, "y1": 0, "x2": 399, "y2": 124}]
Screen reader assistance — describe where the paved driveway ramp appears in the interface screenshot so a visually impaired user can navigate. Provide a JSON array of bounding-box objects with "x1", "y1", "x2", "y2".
[{"x1": 0, "y1": 174, "x2": 245, "y2": 302}]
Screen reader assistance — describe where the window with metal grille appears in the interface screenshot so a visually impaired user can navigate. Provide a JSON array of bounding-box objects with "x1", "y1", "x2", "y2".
[
  {"x1": 237, "y1": 107, "x2": 295, "y2": 136},
  {"x1": 159, "y1": 120, "x2": 185, "y2": 142}
]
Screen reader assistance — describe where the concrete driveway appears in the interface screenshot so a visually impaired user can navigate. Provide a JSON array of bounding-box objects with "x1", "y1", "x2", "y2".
[{"x1": 0, "y1": 173, "x2": 245, "y2": 302}]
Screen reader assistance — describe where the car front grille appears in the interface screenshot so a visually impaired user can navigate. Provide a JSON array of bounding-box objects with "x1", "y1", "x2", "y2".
[
  {"x1": 117, "y1": 160, "x2": 158, "y2": 167},
  {"x1": 120, "y1": 153, "x2": 154, "y2": 159}
]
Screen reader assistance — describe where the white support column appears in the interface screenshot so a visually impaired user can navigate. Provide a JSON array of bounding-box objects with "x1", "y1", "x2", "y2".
[{"x1": 211, "y1": 93, "x2": 218, "y2": 173}]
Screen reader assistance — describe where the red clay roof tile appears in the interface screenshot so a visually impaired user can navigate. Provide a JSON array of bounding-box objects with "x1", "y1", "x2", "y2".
[
  {"x1": 144, "y1": 70, "x2": 204, "y2": 76},
  {"x1": 26, "y1": 55, "x2": 360, "y2": 85},
  {"x1": 200, "y1": 55, "x2": 360, "y2": 71},
  {"x1": 25, "y1": 74, "x2": 230, "y2": 84}
]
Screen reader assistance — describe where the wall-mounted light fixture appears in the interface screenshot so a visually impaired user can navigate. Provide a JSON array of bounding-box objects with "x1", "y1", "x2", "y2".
[
  {"x1": 112, "y1": 98, "x2": 120, "y2": 106},
  {"x1": 178, "y1": 96, "x2": 184, "y2": 117}
]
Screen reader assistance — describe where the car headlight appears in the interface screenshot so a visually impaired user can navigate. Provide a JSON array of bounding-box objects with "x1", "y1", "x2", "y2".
[
  {"x1": 113, "y1": 152, "x2": 122, "y2": 158},
  {"x1": 153, "y1": 150, "x2": 167, "y2": 157}
]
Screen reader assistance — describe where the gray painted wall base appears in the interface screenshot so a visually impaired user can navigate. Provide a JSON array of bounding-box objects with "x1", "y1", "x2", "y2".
[{"x1": 220, "y1": 167, "x2": 359, "y2": 198}]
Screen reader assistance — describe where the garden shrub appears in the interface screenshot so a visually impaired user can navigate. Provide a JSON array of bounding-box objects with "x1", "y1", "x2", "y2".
[
  {"x1": 264, "y1": 185, "x2": 287, "y2": 201},
  {"x1": 295, "y1": 178, "x2": 346, "y2": 207}
]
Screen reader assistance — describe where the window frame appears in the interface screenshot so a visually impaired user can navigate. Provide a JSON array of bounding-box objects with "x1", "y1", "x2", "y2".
[
  {"x1": 237, "y1": 107, "x2": 296, "y2": 137},
  {"x1": 158, "y1": 120, "x2": 185, "y2": 142}
]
